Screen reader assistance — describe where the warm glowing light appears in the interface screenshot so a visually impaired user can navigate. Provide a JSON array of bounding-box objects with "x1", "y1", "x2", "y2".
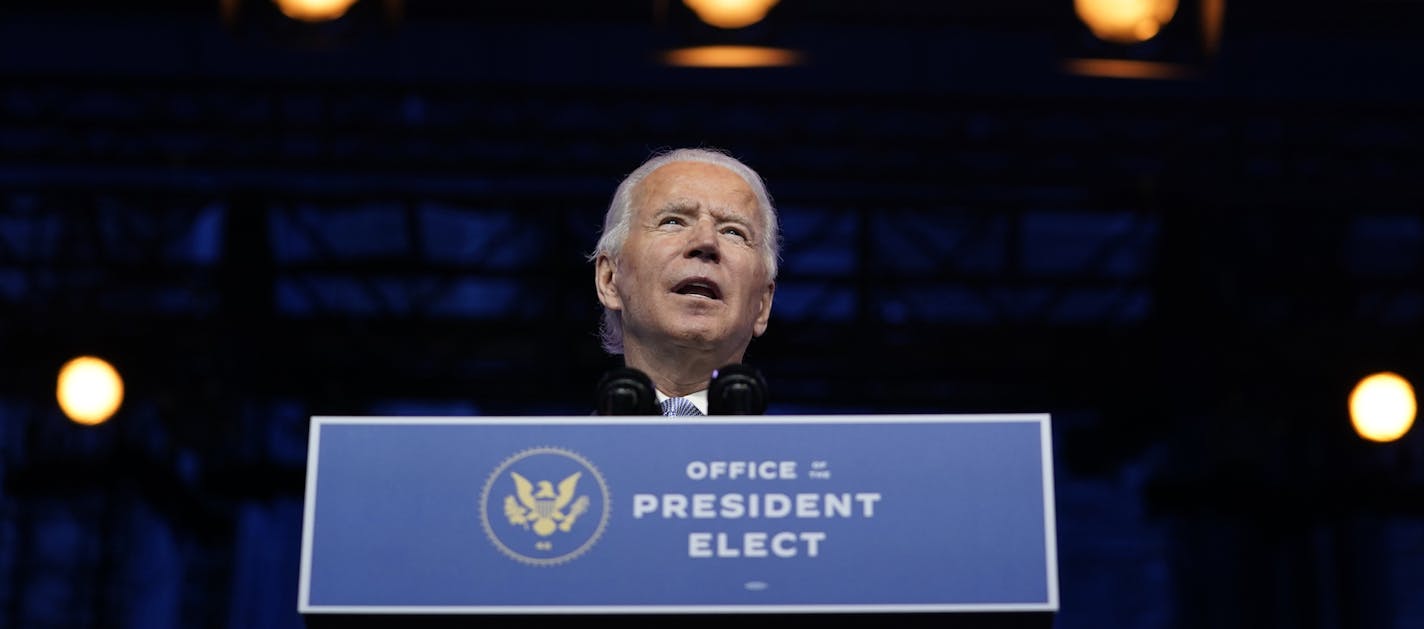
[
  {"x1": 1200, "y1": 0, "x2": 1225, "y2": 56},
  {"x1": 1075, "y1": 0, "x2": 1178, "y2": 44},
  {"x1": 57, "y1": 356, "x2": 125, "y2": 426},
  {"x1": 1062, "y1": 58, "x2": 1197, "y2": 80},
  {"x1": 1349, "y1": 372, "x2": 1417, "y2": 443},
  {"x1": 661, "y1": 45, "x2": 803, "y2": 68},
  {"x1": 683, "y1": 0, "x2": 780, "y2": 29},
  {"x1": 272, "y1": 0, "x2": 359, "y2": 23}
]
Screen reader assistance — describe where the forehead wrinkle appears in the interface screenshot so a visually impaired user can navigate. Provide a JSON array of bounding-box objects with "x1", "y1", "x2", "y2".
[
  {"x1": 709, "y1": 205, "x2": 755, "y2": 224},
  {"x1": 653, "y1": 200, "x2": 761, "y2": 238},
  {"x1": 632, "y1": 162, "x2": 763, "y2": 232},
  {"x1": 654, "y1": 198, "x2": 701, "y2": 215}
]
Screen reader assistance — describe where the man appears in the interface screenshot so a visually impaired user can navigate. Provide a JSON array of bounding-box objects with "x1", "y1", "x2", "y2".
[{"x1": 591, "y1": 147, "x2": 780, "y2": 415}]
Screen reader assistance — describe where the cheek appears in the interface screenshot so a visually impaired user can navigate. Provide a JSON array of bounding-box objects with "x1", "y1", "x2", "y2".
[{"x1": 616, "y1": 259, "x2": 656, "y2": 299}]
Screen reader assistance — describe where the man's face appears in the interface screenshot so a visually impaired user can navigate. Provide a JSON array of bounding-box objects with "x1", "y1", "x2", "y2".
[{"x1": 596, "y1": 161, "x2": 775, "y2": 358}]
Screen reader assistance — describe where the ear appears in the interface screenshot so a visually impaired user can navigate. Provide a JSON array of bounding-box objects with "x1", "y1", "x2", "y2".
[
  {"x1": 594, "y1": 253, "x2": 623, "y2": 311},
  {"x1": 752, "y1": 281, "x2": 775, "y2": 337}
]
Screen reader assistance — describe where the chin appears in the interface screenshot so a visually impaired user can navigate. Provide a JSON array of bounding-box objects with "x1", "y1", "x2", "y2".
[{"x1": 664, "y1": 324, "x2": 730, "y2": 348}]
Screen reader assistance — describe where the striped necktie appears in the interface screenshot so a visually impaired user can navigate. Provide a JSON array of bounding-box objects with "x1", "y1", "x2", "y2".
[{"x1": 660, "y1": 397, "x2": 703, "y2": 416}]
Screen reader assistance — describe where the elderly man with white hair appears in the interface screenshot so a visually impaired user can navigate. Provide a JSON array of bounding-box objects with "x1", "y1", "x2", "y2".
[{"x1": 591, "y1": 147, "x2": 780, "y2": 415}]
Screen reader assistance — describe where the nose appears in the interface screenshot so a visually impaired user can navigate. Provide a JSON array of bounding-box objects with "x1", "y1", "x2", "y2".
[{"x1": 685, "y1": 217, "x2": 720, "y2": 262}]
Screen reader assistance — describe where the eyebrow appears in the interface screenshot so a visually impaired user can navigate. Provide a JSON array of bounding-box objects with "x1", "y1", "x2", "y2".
[
  {"x1": 654, "y1": 199, "x2": 700, "y2": 215},
  {"x1": 711, "y1": 207, "x2": 756, "y2": 231},
  {"x1": 651, "y1": 199, "x2": 759, "y2": 237}
]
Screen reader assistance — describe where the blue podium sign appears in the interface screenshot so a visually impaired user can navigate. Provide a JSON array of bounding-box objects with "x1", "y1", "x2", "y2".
[{"x1": 299, "y1": 414, "x2": 1058, "y2": 616}]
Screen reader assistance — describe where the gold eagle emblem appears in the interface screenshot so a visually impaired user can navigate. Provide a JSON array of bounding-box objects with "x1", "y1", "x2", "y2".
[{"x1": 502, "y1": 471, "x2": 589, "y2": 537}]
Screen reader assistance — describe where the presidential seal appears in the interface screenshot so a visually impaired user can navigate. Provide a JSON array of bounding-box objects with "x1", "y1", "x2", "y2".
[{"x1": 479, "y1": 446, "x2": 610, "y2": 566}]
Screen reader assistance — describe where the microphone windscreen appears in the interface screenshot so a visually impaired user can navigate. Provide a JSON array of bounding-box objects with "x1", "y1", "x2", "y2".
[
  {"x1": 596, "y1": 367, "x2": 660, "y2": 415},
  {"x1": 708, "y1": 363, "x2": 768, "y2": 415}
]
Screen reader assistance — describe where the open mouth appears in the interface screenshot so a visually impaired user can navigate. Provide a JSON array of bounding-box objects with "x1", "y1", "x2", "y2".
[{"x1": 673, "y1": 277, "x2": 722, "y2": 300}]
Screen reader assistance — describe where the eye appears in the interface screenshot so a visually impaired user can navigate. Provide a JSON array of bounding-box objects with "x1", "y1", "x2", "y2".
[
  {"x1": 722, "y1": 226, "x2": 748, "y2": 241},
  {"x1": 659, "y1": 216, "x2": 686, "y2": 227}
]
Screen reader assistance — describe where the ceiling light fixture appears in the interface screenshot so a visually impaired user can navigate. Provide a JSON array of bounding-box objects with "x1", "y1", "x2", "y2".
[
  {"x1": 1074, "y1": 0, "x2": 1179, "y2": 45},
  {"x1": 683, "y1": 0, "x2": 781, "y2": 29},
  {"x1": 271, "y1": 0, "x2": 360, "y2": 23},
  {"x1": 659, "y1": 0, "x2": 801, "y2": 68}
]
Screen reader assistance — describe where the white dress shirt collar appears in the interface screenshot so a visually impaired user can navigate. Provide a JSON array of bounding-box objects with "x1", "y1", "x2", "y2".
[{"x1": 655, "y1": 388, "x2": 708, "y2": 415}]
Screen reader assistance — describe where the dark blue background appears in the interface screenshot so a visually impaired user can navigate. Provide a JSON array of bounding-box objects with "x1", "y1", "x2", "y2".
[{"x1": 1, "y1": 2, "x2": 1422, "y2": 628}]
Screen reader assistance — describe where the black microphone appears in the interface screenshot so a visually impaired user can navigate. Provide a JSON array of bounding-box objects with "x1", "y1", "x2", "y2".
[
  {"x1": 596, "y1": 367, "x2": 660, "y2": 415},
  {"x1": 707, "y1": 363, "x2": 768, "y2": 415}
]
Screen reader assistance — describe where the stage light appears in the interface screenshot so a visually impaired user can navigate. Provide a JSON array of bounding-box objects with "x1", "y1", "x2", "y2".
[
  {"x1": 683, "y1": 0, "x2": 780, "y2": 29},
  {"x1": 1075, "y1": 0, "x2": 1178, "y2": 44},
  {"x1": 56, "y1": 356, "x2": 125, "y2": 426},
  {"x1": 660, "y1": 45, "x2": 804, "y2": 68},
  {"x1": 659, "y1": 0, "x2": 800, "y2": 68},
  {"x1": 1060, "y1": 57, "x2": 1196, "y2": 80},
  {"x1": 223, "y1": 0, "x2": 403, "y2": 51},
  {"x1": 1349, "y1": 372, "x2": 1417, "y2": 443},
  {"x1": 1061, "y1": 0, "x2": 1216, "y2": 80},
  {"x1": 272, "y1": 0, "x2": 359, "y2": 23}
]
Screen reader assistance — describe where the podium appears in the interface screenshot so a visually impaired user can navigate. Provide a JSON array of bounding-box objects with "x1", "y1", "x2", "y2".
[{"x1": 299, "y1": 415, "x2": 1058, "y2": 628}]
